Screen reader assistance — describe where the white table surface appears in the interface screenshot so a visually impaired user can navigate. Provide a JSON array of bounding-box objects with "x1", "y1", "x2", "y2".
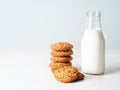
[{"x1": 0, "y1": 49, "x2": 120, "y2": 90}]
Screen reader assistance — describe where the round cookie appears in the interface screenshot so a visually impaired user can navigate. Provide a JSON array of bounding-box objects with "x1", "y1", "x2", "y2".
[
  {"x1": 49, "y1": 62, "x2": 72, "y2": 72},
  {"x1": 51, "y1": 56, "x2": 73, "y2": 63},
  {"x1": 51, "y1": 50, "x2": 73, "y2": 56},
  {"x1": 51, "y1": 42, "x2": 73, "y2": 51},
  {"x1": 53, "y1": 66, "x2": 79, "y2": 83}
]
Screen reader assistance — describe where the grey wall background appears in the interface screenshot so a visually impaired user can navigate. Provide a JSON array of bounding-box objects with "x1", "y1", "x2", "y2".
[{"x1": 0, "y1": 0, "x2": 120, "y2": 51}]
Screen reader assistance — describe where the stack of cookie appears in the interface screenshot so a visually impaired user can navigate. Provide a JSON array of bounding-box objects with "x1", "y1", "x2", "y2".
[
  {"x1": 49, "y1": 42, "x2": 84, "y2": 83},
  {"x1": 49, "y1": 42, "x2": 73, "y2": 72}
]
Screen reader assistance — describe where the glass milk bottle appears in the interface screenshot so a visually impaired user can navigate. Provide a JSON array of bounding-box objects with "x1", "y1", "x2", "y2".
[{"x1": 81, "y1": 11, "x2": 105, "y2": 75}]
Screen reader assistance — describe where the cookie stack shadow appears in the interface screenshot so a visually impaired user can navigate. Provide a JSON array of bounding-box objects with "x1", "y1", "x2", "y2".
[{"x1": 49, "y1": 42, "x2": 84, "y2": 83}]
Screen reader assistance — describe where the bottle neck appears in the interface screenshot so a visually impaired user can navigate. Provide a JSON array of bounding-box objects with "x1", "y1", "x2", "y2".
[{"x1": 86, "y1": 11, "x2": 102, "y2": 30}]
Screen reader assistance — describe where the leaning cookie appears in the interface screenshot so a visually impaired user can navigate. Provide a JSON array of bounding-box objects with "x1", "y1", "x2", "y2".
[
  {"x1": 51, "y1": 42, "x2": 73, "y2": 51},
  {"x1": 53, "y1": 66, "x2": 79, "y2": 83},
  {"x1": 51, "y1": 50, "x2": 73, "y2": 56},
  {"x1": 77, "y1": 72, "x2": 84, "y2": 80},
  {"x1": 49, "y1": 61, "x2": 72, "y2": 72},
  {"x1": 51, "y1": 56, "x2": 73, "y2": 63}
]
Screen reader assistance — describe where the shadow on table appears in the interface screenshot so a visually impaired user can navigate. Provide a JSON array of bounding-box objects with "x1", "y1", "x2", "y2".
[{"x1": 105, "y1": 63, "x2": 120, "y2": 75}]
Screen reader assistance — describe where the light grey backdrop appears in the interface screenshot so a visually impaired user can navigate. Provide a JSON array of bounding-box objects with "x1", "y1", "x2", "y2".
[{"x1": 0, "y1": 0, "x2": 120, "y2": 51}]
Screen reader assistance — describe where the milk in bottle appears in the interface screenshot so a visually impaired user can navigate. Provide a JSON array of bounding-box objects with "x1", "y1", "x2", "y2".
[{"x1": 81, "y1": 11, "x2": 105, "y2": 74}]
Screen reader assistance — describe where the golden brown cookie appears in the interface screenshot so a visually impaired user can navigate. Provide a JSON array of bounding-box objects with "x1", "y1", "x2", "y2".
[
  {"x1": 49, "y1": 61, "x2": 72, "y2": 71},
  {"x1": 51, "y1": 50, "x2": 73, "y2": 56},
  {"x1": 51, "y1": 42, "x2": 73, "y2": 51},
  {"x1": 77, "y1": 72, "x2": 84, "y2": 80},
  {"x1": 51, "y1": 56, "x2": 73, "y2": 63},
  {"x1": 53, "y1": 66, "x2": 79, "y2": 83}
]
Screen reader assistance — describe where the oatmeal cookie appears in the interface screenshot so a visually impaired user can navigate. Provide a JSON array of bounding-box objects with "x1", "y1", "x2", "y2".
[
  {"x1": 49, "y1": 61, "x2": 72, "y2": 71},
  {"x1": 51, "y1": 50, "x2": 73, "y2": 56},
  {"x1": 51, "y1": 56, "x2": 73, "y2": 63},
  {"x1": 53, "y1": 66, "x2": 79, "y2": 83},
  {"x1": 77, "y1": 72, "x2": 84, "y2": 80},
  {"x1": 51, "y1": 42, "x2": 73, "y2": 51}
]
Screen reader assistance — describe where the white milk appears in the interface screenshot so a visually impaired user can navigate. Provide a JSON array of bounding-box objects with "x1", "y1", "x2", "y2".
[{"x1": 81, "y1": 28, "x2": 105, "y2": 74}]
